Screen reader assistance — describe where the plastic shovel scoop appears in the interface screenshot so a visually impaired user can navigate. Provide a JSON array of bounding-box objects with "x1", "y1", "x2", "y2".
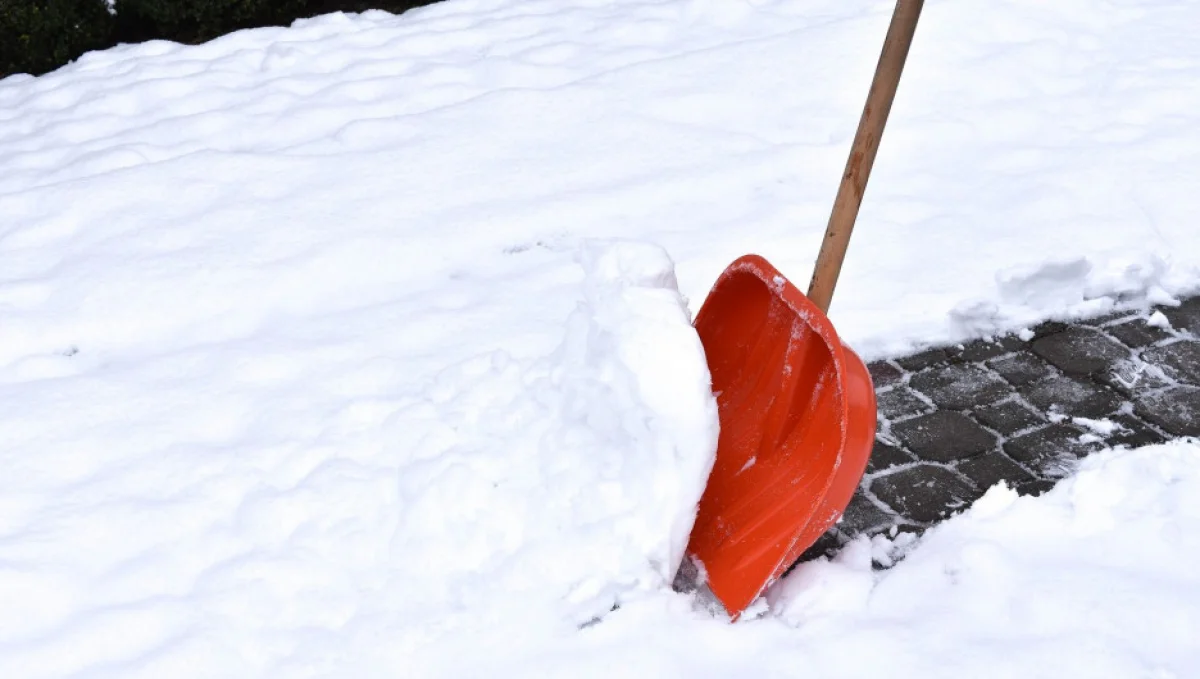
[
  {"x1": 685, "y1": 257, "x2": 877, "y2": 618},
  {"x1": 682, "y1": 0, "x2": 924, "y2": 618}
]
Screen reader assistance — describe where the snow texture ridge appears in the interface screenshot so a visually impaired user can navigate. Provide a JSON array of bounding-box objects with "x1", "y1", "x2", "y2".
[{"x1": 5, "y1": 0, "x2": 1200, "y2": 360}]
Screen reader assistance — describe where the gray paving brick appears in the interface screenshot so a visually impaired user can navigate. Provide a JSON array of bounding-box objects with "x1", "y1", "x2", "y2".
[
  {"x1": 959, "y1": 338, "x2": 1020, "y2": 362},
  {"x1": 836, "y1": 492, "x2": 895, "y2": 534},
  {"x1": 1135, "y1": 386, "x2": 1200, "y2": 437},
  {"x1": 1106, "y1": 318, "x2": 1174, "y2": 348},
  {"x1": 868, "y1": 361, "x2": 904, "y2": 389},
  {"x1": 1099, "y1": 358, "x2": 1174, "y2": 397},
  {"x1": 1013, "y1": 477, "x2": 1058, "y2": 496},
  {"x1": 867, "y1": 440, "x2": 916, "y2": 474},
  {"x1": 909, "y1": 363, "x2": 1012, "y2": 410},
  {"x1": 1162, "y1": 297, "x2": 1200, "y2": 336},
  {"x1": 892, "y1": 411, "x2": 997, "y2": 463},
  {"x1": 870, "y1": 465, "x2": 984, "y2": 524},
  {"x1": 1081, "y1": 310, "x2": 1139, "y2": 327},
  {"x1": 1029, "y1": 320, "x2": 1070, "y2": 339},
  {"x1": 972, "y1": 399, "x2": 1046, "y2": 437},
  {"x1": 1021, "y1": 375, "x2": 1122, "y2": 419},
  {"x1": 987, "y1": 352, "x2": 1055, "y2": 387},
  {"x1": 877, "y1": 387, "x2": 932, "y2": 421},
  {"x1": 1004, "y1": 424, "x2": 1106, "y2": 468},
  {"x1": 956, "y1": 451, "x2": 1036, "y2": 491},
  {"x1": 1104, "y1": 412, "x2": 1167, "y2": 448},
  {"x1": 896, "y1": 347, "x2": 956, "y2": 371},
  {"x1": 1031, "y1": 326, "x2": 1129, "y2": 376},
  {"x1": 795, "y1": 530, "x2": 845, "y2": 564},
  {"x1": 1141, "y1": 341, "x2": 1200, "y2": 385}
]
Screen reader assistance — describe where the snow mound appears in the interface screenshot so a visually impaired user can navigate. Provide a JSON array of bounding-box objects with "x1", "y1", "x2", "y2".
[
  {"x1": 950, "y1": 254, "x2": 1184, "y2": 338},
  {"x1": 761, "y1": 440, "x2": 1200, "y2": 677},
  {"x1": 394, "y1": 239, "x2": 718, "y2": 628},
  {"x1": 0, "y1": 239, "x2": 718, "y2": 677}
]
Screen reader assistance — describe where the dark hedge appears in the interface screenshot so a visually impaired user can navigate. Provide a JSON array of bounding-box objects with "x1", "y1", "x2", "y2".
[
  {"x1": 1, "y1": 0, "x2": 114, "y2": 77},
  {"x1": 1, "y1": 0, "x2": 438, "y2": 78}
]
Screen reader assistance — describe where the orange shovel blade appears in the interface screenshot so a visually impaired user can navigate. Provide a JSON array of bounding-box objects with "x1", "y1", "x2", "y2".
[{"x1": 686, "y1": 255, "x2": 877, "y2": 618}]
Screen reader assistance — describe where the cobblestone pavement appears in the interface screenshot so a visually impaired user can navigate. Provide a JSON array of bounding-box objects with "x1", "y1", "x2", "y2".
[{"x1": 802, "y1": 296, "x2": 1200, "y2": 562}]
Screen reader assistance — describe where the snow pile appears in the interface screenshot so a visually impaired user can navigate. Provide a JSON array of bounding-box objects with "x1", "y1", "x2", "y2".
[
  {"x1": 0, "y1": 240, "x2": 717, "y2": 677},
  {"x1": 759, "y1": 440, "x2": 1200, "y2": 676},
  {"x1": 392, "y1": 239, "x2": 717, "y2": 629},
  {"x1": 951, "y1": 254, "x2": 1184, "y2": 340},
  {"x1": 562, "y1": 441, "x2": 1200, "y2": 678}
]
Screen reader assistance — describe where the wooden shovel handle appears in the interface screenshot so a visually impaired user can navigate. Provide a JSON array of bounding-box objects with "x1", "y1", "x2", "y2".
[{"x1": 807, "y1": 0, "x2": 924, "y2": 313}]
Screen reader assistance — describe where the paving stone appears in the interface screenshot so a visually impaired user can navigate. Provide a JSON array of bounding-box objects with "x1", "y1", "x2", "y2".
[
  {"x1": 987, "y1": 352, "x2": 1055, "y2": 387},
  {"x1": 896, "y1": 347, "x2": 958, "y2": 371},
  {"x1": 1021, "y1": 375, "x2": 1122, "y2": 419},
  {"x1": 1081, "y1": 309, "x2": 1139, "y2": 327},
  {"x1": 1106, "y1": 318, "x2": 1174, "y2": 348},
  {"x1": 837, "y1": 492, "x2": 896, "y2": 535},
  {"x1": 1028, "y1": 320, "x2": 1070, "y2": 340},
  {"x1": 958, "y1": 338, "x2": 1020, "y2": 362},
  {"x1": 1135, "y1": 386, "x2": 1200, "y2": 437},
  {"x1": 870, "y1": 465, "x2": 984, "y2": 524},
  {"x1": 795, "y1": 530, "x2": 845, "y2": 564},
  {"x1": 866, "y1": 439, "x2": 916, "y2": 474},
  {"x1": 1004, "y1": 423, "x2": 1106, "y2": 469},
  {"x1": 909, "y1": 363, "x2": 1012, "y2": 410},
  {"x1": 868, "y1": 361, "x2": 904, "y2": 389},
  {"x1": 877, "y1": 387, "x2": 932, "y2": 421},
  {"x1": 1031, "y1": 326, "x2": 1129, "y2": 376},
  {"x1": 1098, "y1": 358, "x2": 1174, "y2": 397},
  {"x1": 972, "y1": 399, "x2": 1046, "y2": 437},
  {"x1": 1162, "y1": 297, "x2": 1200, "y2": 336},
  {"x1": 997, "y1": 334, "x2": 1028, "y2": 350},
  {"x1": 1141, "y1": 341, "x2": 1200, "y2": 385},
  {"x1": 956, "y1": 451, "x2": 1036, "y2": 491},
  {"x1": 854, "y1": 296, "x2": 1199, "y2": 559},
  {"x1": 1104, "y1": 412, "x2": 1167, "y2": 448},
  {"x1": 892, "y1": 411, "x2": 997, "y2": 463},
  {"x1": 1013, "y1": 477, "x2": 1058, "y2": 496}
]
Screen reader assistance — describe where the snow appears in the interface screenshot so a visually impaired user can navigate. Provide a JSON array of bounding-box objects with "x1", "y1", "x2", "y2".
[
  {"x1": 0, "y1": 238, "x2": 718, "y2": 677},
  {"x1": 1149, "y1": 310, "x2": 1174, "y2": 331},
  {"x1": 2, "y1": 0, "x2": 1200, "y2": 676},
  {"x1": 764, "y1": 441, "x2": 1200, "y2": 678},
  {"x1": 450, "y1": 442, "x2": 1200, "y2": 677}
]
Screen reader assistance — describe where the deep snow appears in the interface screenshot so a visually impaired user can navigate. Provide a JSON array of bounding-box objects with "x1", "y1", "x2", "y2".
[{"x1": 2, "y1": 0, "x2": 1200, "y2": 676}]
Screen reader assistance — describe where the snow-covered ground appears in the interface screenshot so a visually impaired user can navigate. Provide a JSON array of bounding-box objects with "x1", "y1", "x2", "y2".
[{"x1": 1, "y1": 0, "x2": 1199, "y2": 676}]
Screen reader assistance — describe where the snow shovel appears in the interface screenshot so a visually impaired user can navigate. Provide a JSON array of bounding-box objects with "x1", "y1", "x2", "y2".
[{"x1": 683, "y1": 0, "x2": 924, "y2": 619}]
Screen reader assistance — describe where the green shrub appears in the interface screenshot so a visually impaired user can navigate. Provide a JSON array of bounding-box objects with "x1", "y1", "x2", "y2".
[
  {"x1": 112, "y1": 0, "x2": 310, "y2": 46},
  {"x1": 1, "y1": 0, "x2": 114, "y2": 77},
  {"x1": 1, "y1": 0, "x2": 438, "y2": 78}
]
